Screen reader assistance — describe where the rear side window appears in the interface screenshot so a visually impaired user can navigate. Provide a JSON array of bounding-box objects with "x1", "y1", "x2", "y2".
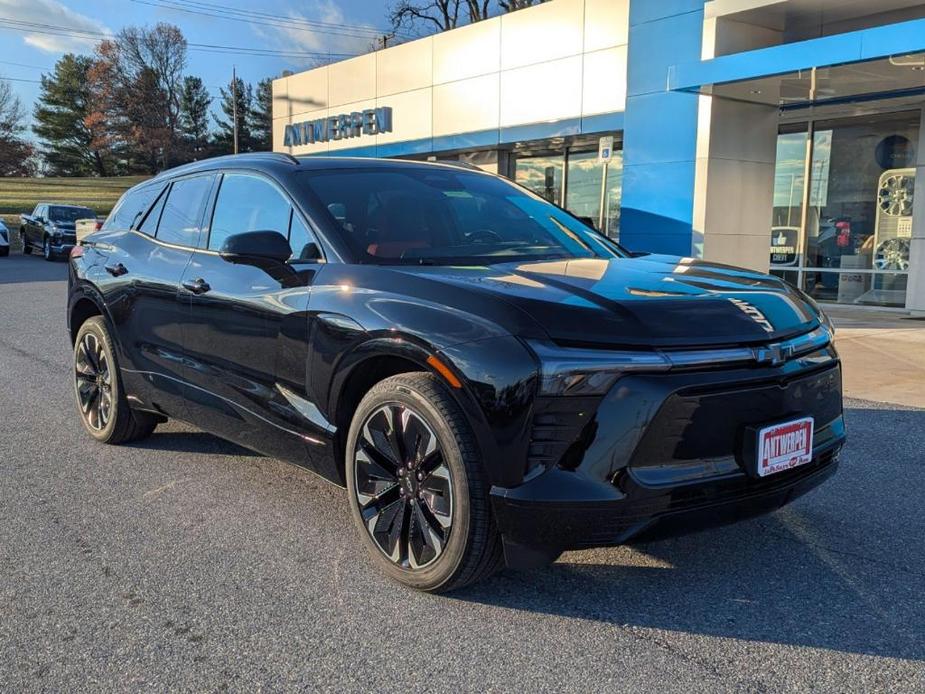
[
  {"x1": 156, "y1": 175, "x2": 213, "y2": 247},
  {"x1": 104, "y1": 184, "x2": 164, "y2": 232},
  {"x1": 208, "y1": 173, "x2": 292, "y2": 251},
  {"x1": 138, "y1": 188, "x2": 167, "y2": 236}
]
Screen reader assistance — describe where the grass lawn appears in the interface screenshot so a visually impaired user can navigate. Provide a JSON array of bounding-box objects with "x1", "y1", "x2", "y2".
[{"x1": 0, "y1": 176, "x2": 149, "y2": 230}]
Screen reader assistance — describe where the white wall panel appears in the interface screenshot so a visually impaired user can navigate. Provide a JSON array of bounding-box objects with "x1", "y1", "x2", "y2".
[
  {"x1": 584, "y1": 0, "x2": 629, "y2": 51},
  {"x1": 283, "y1": 67, "x2": 329, "y2": 119},
  {"x1": 582, "y1": 46, "x2": 628, "y2": 116},
  {"x1": 376, "y1": 88, "x2": 433, "y2": 145},
  {"x1": 500, "y1": 56, "x2": 582, "y2": 127},
  {"x1": 328, "y1": 54, "x2": 376, "y2": 108},
  {"x1": 433, "y1": 18, "x2": 501, "y2": 84},
  {"x1": 433, "y1": 74, "x2": 501, "y2": 137},
  {"x1": 378, "y1": 37, "x2": 434, "y2": 96},
  {"x1": 500, "y1": 0, "x2": 584, "y2": 71}
]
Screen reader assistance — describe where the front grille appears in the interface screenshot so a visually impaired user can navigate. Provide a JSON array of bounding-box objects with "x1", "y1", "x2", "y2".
[
  {"x1": 527, "y1": 396, "x2": 601, "y2": 472},
  {"x1": 630, "y1": 364, "x2": 842, "y2": 468}
]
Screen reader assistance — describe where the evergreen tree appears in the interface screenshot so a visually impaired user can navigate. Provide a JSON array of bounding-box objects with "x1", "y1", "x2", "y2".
[
  {"x1": 33, "y1": 54, "x2": 113, "y2": 176},
  {"x1": 249, "y1": 78, "x2": 272, "y2": 152},
  {"x1": 214, "y1": 76, "x2": 252, "y2": 154},
  {"x1": 179, "y1": 75, "x2": 212, "y2": 160}
]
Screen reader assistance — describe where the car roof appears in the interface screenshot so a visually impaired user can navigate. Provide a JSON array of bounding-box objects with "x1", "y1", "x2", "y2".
[
  {"x1": 150, "y1": 153, "x2": 487, "y2": 182},
  {"x1": 37, "y1": 202, "x2": 95, "y2": 209}
]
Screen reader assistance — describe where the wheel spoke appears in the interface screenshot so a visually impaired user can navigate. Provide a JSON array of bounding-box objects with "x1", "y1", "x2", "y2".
[
  {"x1": 420, "y1": 464, "x2": 452, "y2": 527},
  {"x1": 76, "y1": 341, "x2": 97, "y2": 377},
  {"x1": 355, "y1": 444, "x2": 399, "y2": 498},
  {"x1": 408, "y1": 501, "x2": 445, "y2": 568},
  {"x1": 401, "y1": 410, "x2": 431, "y2": 465},
  {"x1": 364, "y1": 408, "x2": 404, "y2": 469}
]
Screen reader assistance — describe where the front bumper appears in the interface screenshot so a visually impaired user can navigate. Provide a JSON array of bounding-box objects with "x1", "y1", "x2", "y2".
[{"x1": 489, "y1": 350, "x2": 846, "y2": 568}]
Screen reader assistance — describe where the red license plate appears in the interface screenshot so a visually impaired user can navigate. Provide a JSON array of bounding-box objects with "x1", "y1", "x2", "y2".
[{"x1": 756, "y1": 417, "x2": 814, "y2": 477}]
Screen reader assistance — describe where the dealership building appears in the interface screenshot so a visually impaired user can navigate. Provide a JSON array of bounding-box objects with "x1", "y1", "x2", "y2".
[{"x1": 273, "y1": 0, "x2": 925, "y2": 312}]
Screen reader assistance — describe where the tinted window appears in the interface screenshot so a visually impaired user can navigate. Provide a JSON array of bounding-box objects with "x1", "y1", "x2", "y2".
[
  {"x1": 138, "y1": 187, "x2": 167, "y2": 236},
  {"x1": 209, "y1": 174, "x2": 292, "y2": 251},
  {"x1": 156, "y1": 175, "x2": 213, "y2": 247},
  {"x1": 50, "y1": 206, "x2": 94, "y2": 222},
  {"x1": 299, "y1": 168, "x2": 618, "y2": 265},
  {"x1": 104, "y1": 184, "x2": 164, "y2": 231},
  {"x1": 288, "y1": 212, "x2": 318, "y2": 260}
]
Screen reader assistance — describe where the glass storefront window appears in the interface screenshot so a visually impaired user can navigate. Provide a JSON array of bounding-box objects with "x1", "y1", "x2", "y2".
[
  {"x1": 769, "y1": 110, "x2": 920, "y2": 308},
  {"x1": 515, "y1": 155, "x2": 563, "y2": 205},
  {"x1": 770, "y1": 128, "x2": 808, "y2": 269},
  {"x1": 565, "y1": 150, "x2": 623, "y2": 239}
]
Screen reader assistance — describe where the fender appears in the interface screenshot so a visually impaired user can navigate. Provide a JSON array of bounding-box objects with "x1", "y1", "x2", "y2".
[{"x1": 322, "y1": 329, "x2": 539, "y2": 489}]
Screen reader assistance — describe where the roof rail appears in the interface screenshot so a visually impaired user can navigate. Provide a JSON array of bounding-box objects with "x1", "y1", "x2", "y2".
[{"x1": 151, "y1": 151, "x2": 301, "y2": 179}]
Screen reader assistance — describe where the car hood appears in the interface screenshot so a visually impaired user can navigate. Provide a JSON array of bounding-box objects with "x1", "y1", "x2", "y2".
[{"x1": 394, "y1": 255, "x2": 823, "y2": 348}]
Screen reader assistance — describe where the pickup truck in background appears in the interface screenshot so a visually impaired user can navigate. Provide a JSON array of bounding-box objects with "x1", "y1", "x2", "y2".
[{"x1": 20, "y1": 203, "x2": 97, "y2": 261}]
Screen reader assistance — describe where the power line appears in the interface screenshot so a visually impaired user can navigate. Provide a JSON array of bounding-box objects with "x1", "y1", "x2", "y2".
[
  {"x1": 0, "y1": 17, "x2": 359, "y2": 59},
  {"x1": 0, "y1": 59, "x2": 52, "y2": 71},
  {"x1": 132, "y1": 0, "x2": 407, "y2": 39},
  {"x1": 0, "y1": 75, "x2": 42, "y2": 84}
]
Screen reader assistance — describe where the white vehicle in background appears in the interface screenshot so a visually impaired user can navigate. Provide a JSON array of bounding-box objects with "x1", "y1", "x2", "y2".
[
  {"x1": 75, "y1": 217, "x2": 103, "y2": 243},
  {"x1": 0, "y1": 219, "x2": 10, "y2": 257}
]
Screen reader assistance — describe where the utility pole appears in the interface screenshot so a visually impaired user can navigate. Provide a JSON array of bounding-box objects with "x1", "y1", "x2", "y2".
[{"x1": 232, "y1": 65, "x2": 239, "y2": 155}]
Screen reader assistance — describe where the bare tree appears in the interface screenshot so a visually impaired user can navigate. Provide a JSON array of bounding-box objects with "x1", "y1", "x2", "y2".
[
  {"x1": 93, "y1": 23, "x2": 188, "y2": 171},
  {"x1": 389, "y1": 0, "x2": 546, "y2": 33},
  {"x1": 0, "y1": 78, "x2": 33, "y2": 175}
]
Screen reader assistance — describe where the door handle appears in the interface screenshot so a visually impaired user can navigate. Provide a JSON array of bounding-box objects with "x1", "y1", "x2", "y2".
[
  {"x1": 104, "y1": 262, "x2": 128, "y2": 277},
  {"x1": 182, "y1": 277, "x2": 211, "y2": 294}
]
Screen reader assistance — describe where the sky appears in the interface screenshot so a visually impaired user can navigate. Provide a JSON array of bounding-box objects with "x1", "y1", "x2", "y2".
[{"x1": 0, "y1": 0, "x2": 399, "y2": 133}]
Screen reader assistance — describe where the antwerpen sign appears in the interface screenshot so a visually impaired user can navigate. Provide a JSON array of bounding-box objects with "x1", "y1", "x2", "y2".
[{"x1": 284, "y1": 106, "x2": 393, "y2": 146}]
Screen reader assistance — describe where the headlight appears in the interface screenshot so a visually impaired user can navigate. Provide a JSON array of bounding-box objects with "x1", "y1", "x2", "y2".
[{"x1": 528, "y1": 340, "x2": 670, "y2": 396}]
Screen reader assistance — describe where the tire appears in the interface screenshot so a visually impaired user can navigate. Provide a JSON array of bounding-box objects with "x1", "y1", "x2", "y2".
[
  {"x1": 346, "y1": 372, "x2": 503, "y2": 592},
  {"x1": 43, "y1": 237, "x2": 54, "y2": 261},
  {"x1": 0, "y1": 247, "x2": 8, "y2": 257},
  {"x1": 73, "y1": 316, "x2": 159, "y2": 444},
  {"x1": 20, "y1": 231, "x2": 29, "y2": 255}
]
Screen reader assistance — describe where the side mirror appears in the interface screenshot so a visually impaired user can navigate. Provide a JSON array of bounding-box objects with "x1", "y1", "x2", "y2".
[{"x1": 219, "y1": 230, "x2": 291, "y2": 265}]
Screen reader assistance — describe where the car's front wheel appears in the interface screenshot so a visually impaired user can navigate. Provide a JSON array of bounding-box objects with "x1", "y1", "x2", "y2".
[
  {"x1": 43, "y1": 237, "x2": 54, "y2": 261},
  {"x1": 73, "y1": 316, "x2": 159, "y2": 444},
  {"x1": 346, "y1": 372, "x2": 503, "y2": 592},
  {"x1": 20, "y1": 231, "x2": 29, "y2": 254}
]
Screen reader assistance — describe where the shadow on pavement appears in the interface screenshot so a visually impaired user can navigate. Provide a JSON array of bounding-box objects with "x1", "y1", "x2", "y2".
[
  {"x1": 128, "y1": 429, "x2": 260, "y2": 457},
  {"x1": 454, "y1": 404, "x2": 925, "y2": 662}
]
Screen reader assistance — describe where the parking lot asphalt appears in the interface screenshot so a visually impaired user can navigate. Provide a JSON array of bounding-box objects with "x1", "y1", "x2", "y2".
[{"x1": 0, "y1": 253, "x2": 923, "y2": 693}]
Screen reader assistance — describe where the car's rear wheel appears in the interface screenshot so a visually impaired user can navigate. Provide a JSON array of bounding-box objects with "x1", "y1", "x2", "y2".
[
  {"x1": 346, "y1": 372, "x2": 503, "y2": 592},
  {"x1": 73, "y1": 316, "x2": 158, "y2": 444},
  {"x1": 0, "y1": 246, "x2": 8, "y2": 257}
]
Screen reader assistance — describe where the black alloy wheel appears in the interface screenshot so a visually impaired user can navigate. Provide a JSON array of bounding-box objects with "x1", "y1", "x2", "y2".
[
  {"x1": 20, "y1": 231, "x2": 29, "y2": 254},
  {"x1": 354, "y1": 403, "x2": 454, "y2": 569},
  {"x1": 346, "y1": 373, "x2": 503, "y2": 592},
  {"x1": 43, "y1": 238, "x2": 54, "y2": 261},
  {"x1": 74, "y1": 331, "x2": 113, "y2": 432},
  {"x1": 72, "y1": 316, "x2": 159, "y2": 444}
]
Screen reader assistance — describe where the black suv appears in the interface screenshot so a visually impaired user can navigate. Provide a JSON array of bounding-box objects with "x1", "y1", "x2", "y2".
[
  {"x1": 21, "y1": 203, "x2": 95, "y2": 260},
  {"x1": 68, "y1": 154, "x2": 845, "y2": 592}
]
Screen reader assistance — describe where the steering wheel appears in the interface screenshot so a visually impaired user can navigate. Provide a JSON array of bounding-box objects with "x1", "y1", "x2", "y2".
[{"x1": 467, "y1": 229, "x2": 504, "y2": 244}]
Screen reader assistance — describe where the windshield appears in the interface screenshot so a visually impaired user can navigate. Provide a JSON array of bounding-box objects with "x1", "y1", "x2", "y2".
[
  {"x1": 50, "y1": 206, "x2": 95, "y2": 223},
  {"x1": 298, "y1": 167, "x2": 622, "y2": 265}
]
